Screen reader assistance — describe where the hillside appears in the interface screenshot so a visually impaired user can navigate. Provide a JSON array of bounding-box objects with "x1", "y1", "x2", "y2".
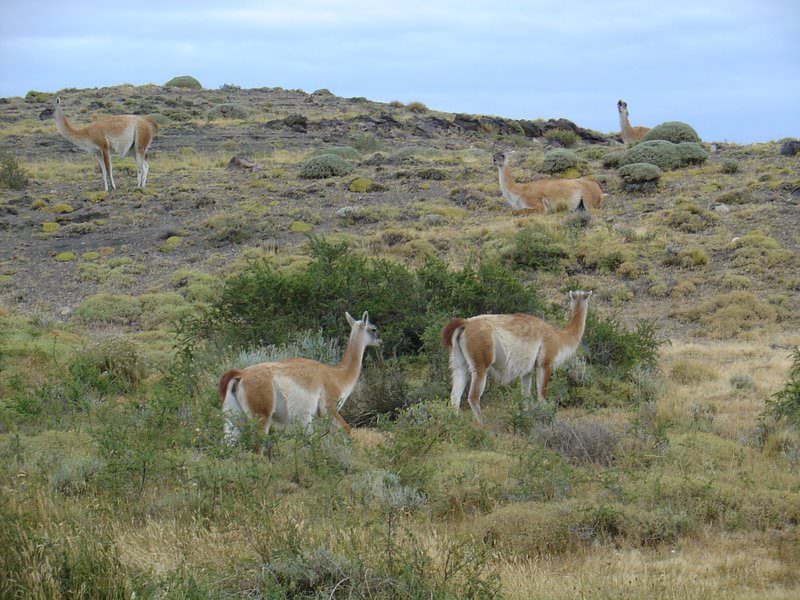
[{"x1": 1, "y1": 84, "x2": 799, "y2": 599}]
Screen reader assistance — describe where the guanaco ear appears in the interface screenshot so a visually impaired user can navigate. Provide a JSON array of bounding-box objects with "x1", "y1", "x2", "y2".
[
  {"x1": 346, "y1": 312, "x2": 355, "y2": 327},
  {"x1": 569, "y1": 290, "x2": 574, "y2": 300},
  {"x1": 362, "y1": 311, "x2": 369, "y2": 324},
  {"x1": 586, "y1": 290, "x2": 593, "y2": 298}
]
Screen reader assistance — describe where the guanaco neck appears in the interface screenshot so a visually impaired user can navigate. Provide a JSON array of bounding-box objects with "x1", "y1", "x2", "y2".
[
  {"x1": 497, "y1": 159, "x2": 523, "y2": 208},
  {"x1": 619, "y1": 109, "x2": 635, "y2": 143},
  {"x1": 334, "y1": 331, "x2": 368, "y2": 385},
  {"x1": 53, "y1": 104, "x2": 86, "y2": 144},
  {"x1": 562, "y1": 299, "x2": 589, "y2": 344}
]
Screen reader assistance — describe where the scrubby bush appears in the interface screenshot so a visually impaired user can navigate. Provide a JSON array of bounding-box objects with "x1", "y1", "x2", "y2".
[
  {"x1": 721, "y1": 159, "x2": 740, "y2": 174},
  {"x1": 665, "y1": 202, "x2": 719, "y2": 233},
  {"x1": 507, "y1": 224, "x2": 567, "y2": 272},
  {"x1": 207, "y1": 103, "x2": 249, "y2": 120},
  {"x1": 541, "y1": 149, "x2": 579, "y2": 174},
  {"x1": 300, "y1": 154, "x2": 355, "y2": 179},
  {"x1": 164, "y1": 75, "x2": 202, "y2": 89},
  {"x1": 619, "y1": 140, "x2": 683, "y2": 170},
  {"x1": 765, "y1": 348, "x2": 800, "y2": 428},
  {"x1": 73, "y1": 294, "x2": 143, "y2": 325},
  {"x1": 0, "y1": 151, "x2": 28, "y2": 190},
  {"x1": 537, "y1": 419, "x2": 619, "y2": 466},
  {"x1": 618, "y1": 162, "x2": 662, "y2": 188},
  {"x1": 312, "y1": 146, "x2": 361, "y2": 160},
  {"x1": 640, "y1": 121, "x2": 701, "y2": 144},
  {"x1": 544, "y1": 128, "x2": 579, "y2": 148},
  {"x1": 669, "y1": 359, "x2": 719, "y2": 385},
  {"x1": 677, "y1": 142, "x2": 708, "y2": 165},
  {"x1": 678, "y1": 291, "x2": 777, "y2": 338},
  {"x1": 68, "y1": 335, "x2": 148, "y2": 394},
  {"x1": 406, "y1": 101, "x2": 428, "y2": 113},
  {"x1": 416, "y1": 167, "x2": 447, "y2": 180},
  {"x1": 601, "y1": 150, "x2": 625, "y2": 169}
]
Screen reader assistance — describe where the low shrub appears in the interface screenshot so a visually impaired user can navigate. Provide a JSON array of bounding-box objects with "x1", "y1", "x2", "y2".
[
  {"x1": 618, "y1": 162, "x2": 662, "y2": 187},
  {"x1": 206, "y1": 103, "x2": 249, "y2": 120},
  {"x1": 677, "y1": 142, "x2": 708, "y2": 165},
  {"x1": 663, "y1": 247, "x2": 709, "y2": 269},
  {"x1": 765, "y1": 348, "x2": 800, "y2": 428},
  {"x1": 164, "y1": 75, "x2": 202, "y2": 89},
  {"x1": 68, "y1": 335, "x2": 148, "y2": 394},
  {"x1": 0, "y1": 151, "x2": 28, "y2": 190},
  {"x1": 541, "y1": 149, "x2": 579, "y2": 174},
  {"x1": 619, "y1": 140, "x2": 683, "y2": 170},
  {"x1": 669, "y1": 359, "x2": 719, "y2": 385},
  {"x1": 640, "y1": 121, "x2": 701, "y2": 144},
  {"x1": 406, "y1": 101, "x2": 428, "y2": 113},
  {"x1": 721, "y1": 159, "x2": 740, "y2": 174},
  {"x1": 299, "y1": 154, "x2": 354, "y2": 179},
  {"x1": 678, "y1": 291, "x2": 777, "y2": 338},
  {"x1": 73, "y1": 294, "x2": 143, "y2": 325},
  {"x1": 537, "y1": 419, "x2": 619, "y2": 466},
  {"x1": 544, "y1": 128, "x2": 579, "y2": 148},
  {"x1": 312, "y1": 146, "x2": 361, "y2": 160},
  {"x1": 665, "y1": 202, "x2": 719, "y2": 233},
  {"x1": 506, "y1": 224, "x2": 567, "y2": 272}
]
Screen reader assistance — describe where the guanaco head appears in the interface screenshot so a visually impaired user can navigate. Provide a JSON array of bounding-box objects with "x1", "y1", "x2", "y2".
[
  {"x1": 492, "y1": 151, "x2": 508, "y2": 168},
  {"x1": 617, "y1": 100, "x2": 628, "y2": 117},
  {"x1": 568, "y1": 290, "x2": 593, "y2": 309},
  {"x1": 346, "y1": 311, "x2": 381, "y2": 347}
]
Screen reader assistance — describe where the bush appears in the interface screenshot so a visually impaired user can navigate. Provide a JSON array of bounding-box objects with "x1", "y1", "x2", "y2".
[
  {"x1": 311, "y1": 146, "x2": 361, "y2": 160},
  {"x1": 721, "y1": 160, "x2": 740, "y2": 174},
  {"x1": 0, "y1": 151, "x2": 28, "y2": 190},
  {"x1": 507, "y1": 225, "x2": 567, "y2": 272},
  {"x1": 619, "y1": 140, "x2": 683, "y2": 170},
  {"x1": 640, "y1": 121, "x2": 701, "y2": 143},
  {"x1": 678, "y1": 291, "x2": 777, "y2": 338},
  {"x1": 601, "y1": 150, "x2": 625, "y2": 169},
  {"x1": 537, "y1": 419, "x2": 619, "y2": 466},
  {"x1": 164, "y1": 75, "x2": 202, "y2": 89},
  {"x1": 540, "y1": 149, "x2": 579, "y2": 174},
  {"x1": 195, "y1": 238, "x2": 542, "y2": 358},
  {"x1": 765, "y1": 348, "x2": 800, "y2": 427},
  {"x1": 68, "y1": 335, "x2": 148, "y2": 395},
  {"x1": 544, "y1": 128, "x2": 579, "y2": 148},
  {"x1": 207, "y1": 103, "x2": 249, "y2": 120},
  {"x1": 583, "y1": 314, "x2": 663, "y2": 373},
  {"x1": 665, "y1": 202, "x2": 719, "y2": 233},
  {"x1": 73, "y1": 294, "x2": 143, "y2": 325},
  {"x1": 676, "y1": 142, "x2": 708, "y2": 165},
  {"x1": 618, "y1": 162, "x2": 662, "y2": 185},
  {"x1": 406, "y1": 101, "x2": 428, "y2": 112},
  {"x1": 299, "y1": 154, "x2": 354, "y2": 179}
]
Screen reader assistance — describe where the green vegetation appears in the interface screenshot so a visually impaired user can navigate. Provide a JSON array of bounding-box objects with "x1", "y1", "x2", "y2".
[
  {"x1": 0, "y1": 151, "x2": 29, "y2": 190},
  {"x1": 164, "y1": 75, "x2": 202, "y2": 89},
  {"x1": 618, "y1": 162, "x2": 662, "y2": 186},
  {"x1": 540, "y1": 148, "x2": 579, "y2": 174},
  {"x1": 640, "y1": 121, "x2": 701, "y2": 143},
  {"x1": 300, "y1": 154, "x2": 355, "y2": 178},
  {"x1": 765, "y1": 348, "x2": 800, "y2": 428}
]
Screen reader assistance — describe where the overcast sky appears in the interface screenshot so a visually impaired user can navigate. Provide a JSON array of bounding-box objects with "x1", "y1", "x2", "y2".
[{"x1": 1, "y1": 0, "x2": 797, "y2": 143}]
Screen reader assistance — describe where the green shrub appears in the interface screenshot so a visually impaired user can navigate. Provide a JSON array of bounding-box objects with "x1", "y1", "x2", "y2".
[
  {"x1": 583, "y1": 315, "x2": 663, "y2": 373},
  {"x1": 73, "y1": 294, "x2": 143, "y2": 325},
  {"x1": 299, "y1": 154, "x2": 355, "y2": 179},
  {"x1": 406, "y1": 101, "x2": 428, "y2": 112},
  {"x1": 663, "y1": 247, "x2": 709, "y2": 269},
  {"x1": 676, "y1": 142, "x2": 708, "y2": 165},
  {"x1": 541, "y1": 149, "x2": 579, "y2": 174},
  {"x1": 601, "y1": 150, "x2": 625, "y2": 169},
  {"x1": 716, "y1": 189, "x2": 754, "y2": 204},
  {"x1": 416, "y1": 167, "x2": 447, "y2": 180},
  {"x1": 669, "y1": 359, "x2": 719, "y2": 385},
  {"x1": 164, "y1": 75, "x2": 202, "y2": 89},
  {"x1": 207, "y1": 103, "x2": 249, "y2": 119},
  {"x1": 721, "y1": 160, "x2": 740, "y2": 174},
  {"x1": 507, "y1": 225, "x2": 567, "y2": 272},
  {"x1": 640, "y1": 121, "x2": 701, "y2": 143},
  {"x1": 678, "y1": 291, "x2": 777, "y2": 338},
  {"x1": 765, "y1": 349, "x2": 800, "y2": 428},
  {"x1": 543, "y1": 129, "x2": 579, "y2": 148},
  {"x1": 194, "y1": 238, "x2": 541, "y2": 357},
  {"x1": 665, "y1": 202, "x2": 719, "y2": 233},
  {"x1": 618, "y1": 162, "x2": 662, "y2": 185},
  {"x1": 619, "y1": 140, "x2": 683, "y2": 170},
  {"x1": 0, "y1": 151, "x2": 29, "y2": 190},
  {"x1": 311, "y1": 146, "x2": 361, "y2": 160},
  {"x1": 68, "y1": 336, "x2": 147, "y2": 394}
]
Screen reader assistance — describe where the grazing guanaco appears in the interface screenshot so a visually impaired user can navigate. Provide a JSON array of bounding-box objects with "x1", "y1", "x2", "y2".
[
  {"x1": 51, "y1": 97, "x2": 159, "y2": 191},
  {"x1": 494, "y1": 152, "x2": 603, "y2": 214},
  {"x1": 442, "y1": 290, "x2": 592, "y2": 423},
  {"x1": 617, "y1": 99, "x2": 650, "y2": 144},
  {"x1": 218, "y1": 312, "x2": 381, "y2": 443}
]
